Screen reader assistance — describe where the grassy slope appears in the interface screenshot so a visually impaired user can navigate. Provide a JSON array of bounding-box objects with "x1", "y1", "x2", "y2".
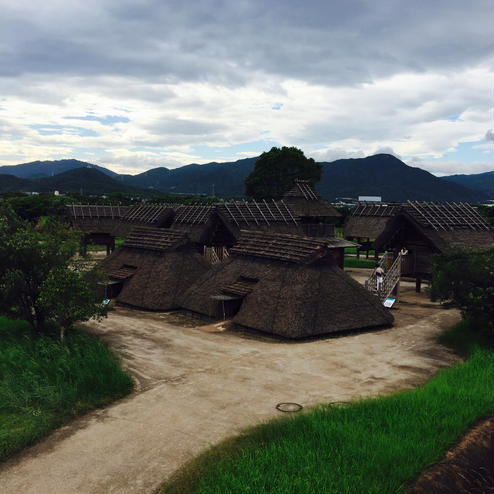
[
  {"x1": 161, "y1": 335, "x2": 493, "y2": 494},
  {"x1": 0, "y1": 317, "x2": 132, "y2": 461}
]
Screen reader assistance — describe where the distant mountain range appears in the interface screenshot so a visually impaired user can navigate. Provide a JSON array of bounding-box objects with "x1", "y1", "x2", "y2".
[
  {"x1": 441, "y1": 171, "x2": 494, "y2": 200},
  {"x1": 0, "y1": 159, "x2": 118, "y2": 179},
  {"x1": 0, "y1": 155, "x2": 491, "y2": 202}
]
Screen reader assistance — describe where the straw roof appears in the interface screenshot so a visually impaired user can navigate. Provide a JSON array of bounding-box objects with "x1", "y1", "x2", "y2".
[
  {"x1": 374, "y1": 201, "x2": 493, "y2": 252},
  {"x1": 122, "y1": 204, "x2": 178, "y2": 227},
  {"x1": 216, "y1": 200, "x2": 298, "y2": 227},
  {"x1": 231, "y1": 230, "x2": 354, "y2": 264},
  {"x1": 68, "y1": 204, "x2": 129, "y2": 219},
  {"x1": 283, "y1": 180, "x2": 341, "y2": 218},
  {"x1": 123, "y1": 226, "x2": 187, "y2": 251},
  {"x1": 178, "y1": 231, "x2": 392, "y2": 338},
  {"x1": 344, "y1": 203, "x2": 401, "y2": 239},
  {"x1": 100, "y1": 228, "x2": 210, "y2": 310},
  {"x1": 67, "y1": 203, "x2": 177, "y2": 236}
]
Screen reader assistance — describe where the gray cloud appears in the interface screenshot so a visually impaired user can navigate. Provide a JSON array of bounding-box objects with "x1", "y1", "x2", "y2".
[
  {"x1": 1, "y1": 0, "x2": 492, "y2": 86},
  {"x1": 145, "y1": 118, "x2": 227, "y2": 137},
  {"x1": 485, "y1": 129, "x2": 494, "y2": 141}
]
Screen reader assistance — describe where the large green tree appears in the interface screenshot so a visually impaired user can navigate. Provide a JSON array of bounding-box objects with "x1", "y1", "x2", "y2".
[
  {"x1": 245, "y1": 146, "x2": 322, "y2": 200},
  {"x1": 0, "y1": 204, "x2": 106, "y2": 337}
]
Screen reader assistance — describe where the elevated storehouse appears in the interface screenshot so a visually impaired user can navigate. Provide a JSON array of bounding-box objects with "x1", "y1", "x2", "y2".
[
  {"x1": 282, "y1": 179, "x2": 341, "y2": 237},
  {"x1": 68, "y1": 203, "x2": 178, "y2": 254},
  {"x1": 373, "y1": 201, "x2": 494, "y2": 291},
  {"x1": 344, "y1": 203, "x2": 401, "y2": 258}
]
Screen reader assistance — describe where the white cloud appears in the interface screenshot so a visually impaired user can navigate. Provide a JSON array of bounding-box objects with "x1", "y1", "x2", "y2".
[
  {"x1": 423, "y1": 161, "x2": 493, "y2": 176},
  {"x1": 0, "y1": 1, "x2": 492, "y2": 175}
]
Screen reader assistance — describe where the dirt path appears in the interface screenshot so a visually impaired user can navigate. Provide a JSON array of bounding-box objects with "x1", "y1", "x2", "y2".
[{"x1": 0, "y1": 281, "x2": 460, "y2": 494}]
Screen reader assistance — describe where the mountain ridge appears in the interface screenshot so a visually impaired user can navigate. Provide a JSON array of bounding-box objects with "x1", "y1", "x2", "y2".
[
  {"x1": 0, "y1": 154, "x2": 488, "y2": 202},
  {"x1": 441, "y1": 171, "x2": 493, "y2": 199}
]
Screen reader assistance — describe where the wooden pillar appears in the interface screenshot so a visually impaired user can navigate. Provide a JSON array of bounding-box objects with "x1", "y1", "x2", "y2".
[
  {"x1": 356, "y1": 237, "x2": 361, "y2": 260},
  {"x1": 80, "y1": 238, "x2": 87, "y2": 256},
  {"x1": 415, "y1": 276, "x2": 422, "y2": 293},
  {"x1": 392, "y1": 279, "x2": 400, "y2": 302},
  {"x1": 109, "y1": 236, "x2": 115, "y2": 255},
  {"x1": 366, "y1": 237, "x2": 370, "y2": 259}
]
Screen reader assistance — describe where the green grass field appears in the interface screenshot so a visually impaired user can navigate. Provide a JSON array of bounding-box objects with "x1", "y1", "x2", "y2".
[
  {"x1": 161, "y1": 327, "x2": 493, "y2": 494},
  {"x1": 0, "y1": 317, "x2": 133, "y2": 461},
  {"x1": 343, "y1": 257, "x2": 376, "y2": 269}
]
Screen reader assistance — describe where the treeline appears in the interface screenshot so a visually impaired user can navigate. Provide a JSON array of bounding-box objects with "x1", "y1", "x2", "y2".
[{"x1": 0, "y1": 191, "x2": 218, "y2": 224}]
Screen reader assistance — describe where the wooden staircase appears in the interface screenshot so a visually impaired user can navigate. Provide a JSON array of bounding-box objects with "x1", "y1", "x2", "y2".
[
  {"x1": 365, "y1": 252, "x2": 402, "y2": 304},
  {"x1": 203, "y1": 246, "x2": 230, "y2": 264}
]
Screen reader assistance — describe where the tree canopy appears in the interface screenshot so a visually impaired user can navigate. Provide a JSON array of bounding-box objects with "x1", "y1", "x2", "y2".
[
  {"x1": 245, "y1": 147, "x2": 322, "y2": 200},
  {"x1": 430, "y1": 248, "x2": 494, "y2": 339},
  {"x1": 0, "y1": 204, "x2": 106, "y2": 338}
]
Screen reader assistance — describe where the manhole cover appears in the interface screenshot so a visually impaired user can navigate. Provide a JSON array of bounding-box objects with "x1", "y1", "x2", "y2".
[{"x1": 276, "y1": 402, "x2": 303, "y2": 413}]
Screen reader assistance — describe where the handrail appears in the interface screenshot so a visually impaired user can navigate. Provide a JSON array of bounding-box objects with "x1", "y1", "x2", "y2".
[{"x1": 365, "y1": 252, "x2": 402, "y2": 303}]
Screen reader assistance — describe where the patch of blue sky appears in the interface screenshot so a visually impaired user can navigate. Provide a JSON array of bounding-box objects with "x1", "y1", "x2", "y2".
[
  {"x1": 30, "y1": 124, "x2": 99, "y2": 137},
  {"x1": 63, "y1": 115, "x2": 130, "y2": 125},
  {"x1": 272, "y1": 102, "x2": 283, "y2": 110},
  {"x1": 192, "y1": 139, "x2": 280, "y2": 161},
  {"x1": 434, "y1": 141, "x2": 493, "y2": 164}
]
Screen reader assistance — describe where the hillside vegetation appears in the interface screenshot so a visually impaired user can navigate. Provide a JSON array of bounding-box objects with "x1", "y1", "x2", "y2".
[{"x1": 1, "y1": 154, "x2": 487, "y2": 202}]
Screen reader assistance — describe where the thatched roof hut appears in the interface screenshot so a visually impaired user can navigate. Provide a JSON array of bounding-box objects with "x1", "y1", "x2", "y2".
[
  {"x1": 178, "y1": 230, "x2": 393, "y2": 339},
  {"x1": 373, "y1": 201, "x2": 493, "y2": 279},
  {"x1": 68, "y1": 203, "x2": 178, "y2": 237},
  {"x1": 168, "y1": 205, "x2": 237, "y2": 247},
  {"x1": 121, "y1": 204, "x2": 177, "y2": 229},
  {"x1": 282, "y1": 180, "x2": 341, "y2": 238},
  {"x1": 344, "y1": 203, "x2": 401, "y2": 240},
  {"x1": 168, "y1": 201, "x2": 303, "y2": 247},
  {"x1": 215, "y1": 200, "x2": 303, "y2": 236},
  {"x1": 100, "y1": 226, "x2": 211, "y2": 310},
  {"x1": 68, "y1": 204, "x2": 132, "y2": 237},
  {"x1": 283, "y1": 179, "x2": 341, "y2": 219}
]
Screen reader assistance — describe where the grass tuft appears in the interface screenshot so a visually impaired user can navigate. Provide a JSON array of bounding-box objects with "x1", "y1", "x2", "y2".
[{"x1": 0, "y1": 316, "x2": 133, "y2": 461}]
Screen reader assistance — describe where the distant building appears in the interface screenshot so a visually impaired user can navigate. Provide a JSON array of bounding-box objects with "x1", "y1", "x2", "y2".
[{"x1": 358, "y1": 196, "x2": 381, "y2": 202}]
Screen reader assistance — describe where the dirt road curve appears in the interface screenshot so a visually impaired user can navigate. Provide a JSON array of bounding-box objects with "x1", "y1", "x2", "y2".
[{"x1": 0, "y1": 281, "x2": 460, "y2": 494}]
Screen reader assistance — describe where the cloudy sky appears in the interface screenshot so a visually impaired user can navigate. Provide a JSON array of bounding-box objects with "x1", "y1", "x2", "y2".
[{"x1": 0, "y1": 0, "x2": 492, "y2": 176}]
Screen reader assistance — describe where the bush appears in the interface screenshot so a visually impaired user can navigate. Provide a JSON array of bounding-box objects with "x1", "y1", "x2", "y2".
[{"x1": 430, "y1": 248, "x2": 493, "y2": 338}]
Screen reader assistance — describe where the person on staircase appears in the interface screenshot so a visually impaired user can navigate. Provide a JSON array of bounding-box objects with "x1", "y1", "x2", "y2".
[{"x1": 375, "y1": 265, "x2": 385, "y2": 292}]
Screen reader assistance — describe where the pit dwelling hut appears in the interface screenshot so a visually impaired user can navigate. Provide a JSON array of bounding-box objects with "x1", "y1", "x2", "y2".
[
  {"x1": 282, "y1": 179, "x2": 341, "y2": 237},
  {"x1": 178, "y1": 230, "x2": 394, "y2": 339},
  {"x1": 344, "y1": 203, "x2": 401, "y2": 259},
  {"x1": 100, "y1": 226, "x2": 210, "y2": 310},
  {"x1": 373, "y1": 201, "x2": 494, "y2": 291}
]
